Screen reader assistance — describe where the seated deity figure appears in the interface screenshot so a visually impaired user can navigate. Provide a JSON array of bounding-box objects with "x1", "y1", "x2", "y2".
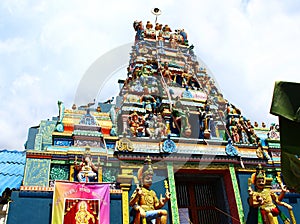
[
  {"x1": 248, "y1": 164, "x2": 296, "y2": 224},
  {"x1": 145, "y1": 21, "x2": 155, "y2": 39},
  {"x1": 74, "y1": 148, "x2": 99, "y2": 182},
  {"x1": 128, "y1": 111, "x2": 145, "y2": 137},
  {"x1": 75, "y1": 201, "x2": 95, "y2": 224},
  {"x1": 130, "y1": 156, "x2": 170, "y2": 224},
  {"x1": 144, "y1": 112, "x2": 157, "y2": 138},
  {"x1": 140, "y1": 87, "x2": 157, "y2": 113}
]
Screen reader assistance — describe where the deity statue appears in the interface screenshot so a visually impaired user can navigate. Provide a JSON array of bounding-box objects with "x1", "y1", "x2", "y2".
[
  {"x1": 198, "y1": 104, "x2": 212, "y2": 139},
  {"x1": 133, "y1": 20, "x2": 144, "y2": 43},
  {"x1": 172, "y1": 97, "x2": 192, "y2": 137},
  {"x1": 140, "y1": 87, "x2": 157, "y2": 113},
  {"x1": 129, "y1": 156, "x2": 170, "y2": 224},
  {"x1": 74, "y1": 148, "x2": 100, "y2": 182},
  {"x1": 128, "y1": 111, "x2": 145, "y2": 137},
  {"x1": 145, "y1": 21, "x2": 155, "y2": 39},
  {"x1": 75, "y1": 201, "x2": 95, "y2": 224},
  {"x1": 248, "y1": 164, "x2": 296, "y2": 224},
  {"x1": 144, "y1": 112, "x2": 157, "y2": 138}
]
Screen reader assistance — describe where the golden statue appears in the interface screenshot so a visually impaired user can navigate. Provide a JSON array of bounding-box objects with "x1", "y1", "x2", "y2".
[
  {"x1": 129, "y1": 156, "x2": 170, "y2": 224},
  {"x1": 75, "y1": 201, "x2": 95, "y2": 224},
  {"x1": 248, "y1": 164, "x2": 296, "y2": 224}
]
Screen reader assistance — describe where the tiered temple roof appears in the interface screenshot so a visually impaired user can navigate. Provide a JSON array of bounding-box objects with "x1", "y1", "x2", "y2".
[{"x1": 23, "y1": 19, "x2": 282, "y2": 165}]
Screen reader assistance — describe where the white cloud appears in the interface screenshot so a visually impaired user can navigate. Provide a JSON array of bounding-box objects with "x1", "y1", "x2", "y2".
[
  {"x1": 0, "y1": 38, "x2": 27, "y2": 53},
  {"x1": 12, "y1": 73, "x2": 40, "y2": 88},
  {"x1": 0, "y1": 0, "x2": 300, "y2": 149}
]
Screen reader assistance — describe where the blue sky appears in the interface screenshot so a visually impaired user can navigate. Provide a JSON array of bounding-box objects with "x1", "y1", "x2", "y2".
[{"x1": 1, "y1": 0, "x2": 300, "y2": 150}]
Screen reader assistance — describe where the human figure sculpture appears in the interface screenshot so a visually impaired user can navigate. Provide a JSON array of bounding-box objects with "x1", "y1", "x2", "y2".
[
  {"x1": 128, "y1": 111, "x2": 145, "y2": 137},
  {"x1": 161, "y1": 62, "x2": 173, "y2": 84},
  {"x1": 130, "y1": 156, "x2": 170, "y2": 224},
  {"x1": 248, "y1": 164, "x2": 296, "y2": 224},
  {"x1": 133, "y1": 20, "x2": 144, "y2": 43},
  {"x1": 154, "y1": 115, "x2": 167, "y2": 138},
  {"x1": 199, "y1": 104, "x2": 212, "y2": 139},
  {"x1": 157, "y1": 32, "x2": 165, "y2": 54},
  {"x1": 74, "y1": 148, "x2": 100, "y2": 182},
  {"x1": 169, "y1": 34, "x2": 178, "y2": 49},
  {"x1": 145, "y1": 21, "x2": 155, "y2": 39},
  {"x1": 75, "y1": 201, "x2": 95, "y2": 224},
  {"x1": 140, "y1": 87, "x2": 156, "y2": 113},
  {"x1": 144, "y1": 112, "x2": 156, "y2": 138},
  {"x1": 179, "y1": 29, "x2": 188, "y2": 45},
  {"x1": 181, "y1": 68, "x2": 192, "y2": 87},
  {"x1": 172, "y1": 98, "x2": 192, "y2": 137},
  {"x1": 267, "y1": 123, "x2": 280, "y2": 139}
]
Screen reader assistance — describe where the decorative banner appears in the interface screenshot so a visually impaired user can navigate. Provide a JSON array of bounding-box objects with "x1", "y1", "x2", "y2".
[{"x1": 52, "y1": 181, "x2": 110, "y2": 224}]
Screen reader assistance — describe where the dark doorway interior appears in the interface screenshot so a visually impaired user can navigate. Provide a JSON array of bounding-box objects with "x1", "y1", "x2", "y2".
[{"x1": 175, "y1": 173, "x2": 231, "y2": 224}]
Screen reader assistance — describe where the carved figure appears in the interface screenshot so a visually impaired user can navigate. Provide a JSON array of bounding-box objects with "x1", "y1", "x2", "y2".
[
  {"x1": 146, "y1": 21, "x2": 153, "y2": 29},
  {"x1": 248, "y1": 164, "x2": 296, "y2": 224},
  {"x1": 74, "y1": 148, "x2": 100, "y2": 182},
  {"x1": 157, "y1": 32, "x2": 165, "y2": 54},
  {"x1": 130, "y1": 156, "x2": 170, "y2": 224},
  {"x1": 231, "y1": 126, "x2": 240, "y2": 143},
  {"x1": 154, "y1": 115, "x2": 167, "y2": 138},
  {"x1": 140, "y1": 87, "x2": 156, "y2": 113},
  {"x1": 199, "y1": 104, "x2": 212, "y2": 139},
  {"x1": 133, "y1": 21, "x2": 144, "y2": 42},
  {"x1": 161, "y1": 62, "x2": 173, "y2": 84},
  {"x1": 169, "y1": 34, "x2": 178, "y2": 49},
  {"x1": 181, "y1": 86, "x2": 193, "y2": 98},
  {"x1": 172, "y1": 99, "x2": 192, "y2": 137},
  {"x1": 179, "y1": 29, "x2": 188, "y2": 45},
  {"x1": 144, "y1": 112, "x2": 157, "y2": 138},
  {"x1": 128, "y1": 111, "x2": 145, "y2": 137},
  {"x1": 268, "y1": 124, "x2": 280, "y2": 139}
]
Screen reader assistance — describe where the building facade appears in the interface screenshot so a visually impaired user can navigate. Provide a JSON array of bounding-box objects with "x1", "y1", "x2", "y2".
[{"x1": 4, "y1": 17, "x2": 300, "y2": 224}]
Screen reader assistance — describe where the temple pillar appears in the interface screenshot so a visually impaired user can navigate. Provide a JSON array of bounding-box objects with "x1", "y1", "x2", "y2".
[
  {"x1": 117, "y1": 168, "x2": 133, "y2": 224},
  {"x1": 229, "y1": 164, "x2": 245, "y2": 224},
  {"x1": 69, "y1": 165, "x2": 75, "y2": 181},
  {"x1": 98, "y1": 166, "x2": 103, "y2": 182},
  {"x1": 167, "y1": 162, "x2": 180, "y2": 223}
]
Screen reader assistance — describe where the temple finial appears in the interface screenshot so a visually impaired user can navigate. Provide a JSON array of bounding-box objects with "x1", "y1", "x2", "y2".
[{"x1": 151, "y1": 8, "x2": 161, "y2": 24}]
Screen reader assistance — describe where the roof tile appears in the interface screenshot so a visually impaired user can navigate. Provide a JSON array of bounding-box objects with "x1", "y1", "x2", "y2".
[{"x1": 0, "y1": 150, "x2": 26, "y2": 194}]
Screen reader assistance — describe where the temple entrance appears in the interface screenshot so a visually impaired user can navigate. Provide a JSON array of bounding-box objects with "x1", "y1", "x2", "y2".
[{"x1": 175, "y1": 173, "x2": 232, "y2": 224}]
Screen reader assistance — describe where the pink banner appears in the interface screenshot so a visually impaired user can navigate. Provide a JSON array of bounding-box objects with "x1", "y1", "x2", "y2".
[{"x1": 52, "y1": 181, "x2": 110, "y2": 224}]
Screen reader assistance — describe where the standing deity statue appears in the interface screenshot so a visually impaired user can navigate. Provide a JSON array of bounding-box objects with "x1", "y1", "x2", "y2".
[
  {"x1": 248, "y1": 164, "x2": 296, "y2": 224},
  {"x1": 129, "y1": 156, "x2": 170, "y2": 224}
]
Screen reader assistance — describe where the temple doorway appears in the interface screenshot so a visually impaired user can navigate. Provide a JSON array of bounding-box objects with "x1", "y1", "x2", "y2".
[{"x1": 175, "y1": 172, "x2": 232, "y2": 224}]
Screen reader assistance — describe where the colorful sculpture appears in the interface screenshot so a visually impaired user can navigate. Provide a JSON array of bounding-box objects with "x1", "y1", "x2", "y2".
[
  {"x1": 172, "y1": 98, "x2": 192, "y2": 137},
  {"x1": 128, "y1": 111, "x2": 145, "y2": 137},
  {"x1": 248, "y1": 164, "x2": 296, "y2": 224},
  {"x1": 129, "y1": 156, "x2": 170, "y2": 224},
  {"x1": 74, "y1": 148, "x2": 100, "y2": 182}
]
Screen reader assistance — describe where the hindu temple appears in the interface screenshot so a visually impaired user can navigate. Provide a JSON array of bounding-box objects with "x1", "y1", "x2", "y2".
[{"x1": 1, "y1": 9, "x2": 300, "y2": 224}]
